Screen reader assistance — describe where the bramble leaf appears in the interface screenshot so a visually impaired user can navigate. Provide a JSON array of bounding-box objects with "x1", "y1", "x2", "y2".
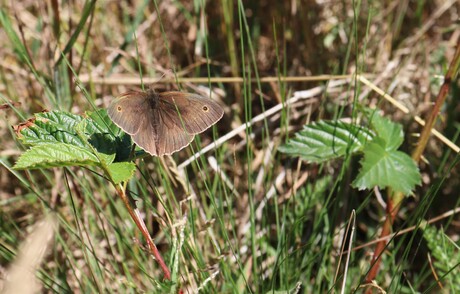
[
  {"x1": 352, "y1": 137, "x2": 421, "y2": 195},
  {"x1": 367, "y1": 110, "x2": 403, "y2": 150},
  {"x1": 107, "y1": 162, "x2": 136, "y2": 184},
  {"x1": 279, "y1": 120, "x2": 374, "y2": 163},
  {"x1": 281, "y1": 110, "x2": 421, "y2": 195},
  {"x1": 14, "y1": 143, "x2": 101, "y2": 169},
  {"x1": 14, "y1": 109, "x2": 132, "y2": 170},
  {"x1": 18, "y1": 111, "x2": 86, "y2": 147}
]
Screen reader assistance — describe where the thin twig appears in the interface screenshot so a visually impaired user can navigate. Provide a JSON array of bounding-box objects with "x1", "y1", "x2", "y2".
[
  {"x1": 79, "y1": 74, "x2": 355, "y2": 85},
  {"x1": 346, "y1": 207, "x2": 460, "y2": 253},
  {"x1": 357, "y1": 74, "x2": 460, "y2": 153}
]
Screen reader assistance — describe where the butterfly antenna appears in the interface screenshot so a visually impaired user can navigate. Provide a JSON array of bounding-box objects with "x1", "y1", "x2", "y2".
[{"x1": 148, "y1": 69, "x2": 174, "y2": 93}]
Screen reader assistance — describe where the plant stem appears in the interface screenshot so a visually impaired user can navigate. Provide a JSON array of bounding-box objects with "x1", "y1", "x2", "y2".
[
  {"x1": 365, "y1": 43, "x2": 460, "y2": 286},
  {"x1": 412, "y1": 45, "x2": 460, "y2": 162},
  {"x1": 115, "y1": 184, "x2": 171, "y2": 280}
]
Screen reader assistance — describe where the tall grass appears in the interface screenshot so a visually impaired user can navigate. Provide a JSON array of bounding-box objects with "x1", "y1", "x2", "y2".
[{"x1": 1, "y1": 1, "x2": 459, "y2": 293}]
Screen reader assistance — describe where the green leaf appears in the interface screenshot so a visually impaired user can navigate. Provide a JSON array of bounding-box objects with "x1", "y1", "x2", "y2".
[
  {"x1": 86, "y1": 109, "x2": 133, "y2": 162},
  {"x1": 107, "y1": 162, "x2": 136, "y2": 184},
  {"x1": 352, "y1": 138, "x2": 421, "y2": 195},
  {"x1": 17, "y1": 109, "x2": 128, "y2": 159},
  {"x1": 19, "y1": 111, "x2": 86, "y2": 147},
  {"x1": 14, "y1": 109, "x2": 136, "y2": 171},
  {"x1": 87, "y1": 108, "x2": 122, "y2": 135},
  {"x1": 13, "y1": 143, "x2": 101, "y2": 170},
  {"x1": 365, "y1": 108, "x2": 403, "y2": 150},
  {"x1": 75, "y1": 118, "x2": 116, "y2": 165},
  {"x1": 279, "y1": 121, "x2": 374, "y2": 163}
]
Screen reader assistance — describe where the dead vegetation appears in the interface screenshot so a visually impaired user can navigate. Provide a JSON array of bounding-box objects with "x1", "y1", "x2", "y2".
[{"x1": 1, "y1": 0, "x2": 459, "y2": 292}]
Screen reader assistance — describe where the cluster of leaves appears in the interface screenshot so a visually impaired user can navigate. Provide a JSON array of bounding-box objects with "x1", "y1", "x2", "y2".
[
  {"x1": 279, "y1": 109, "x2": 421, "y2": 195},
  {"x1": 14, "y1": 110, "x2": 135, "y2": 184},
  {"x1": 14, "y1": 108, "x2": 422, "y2": 197}
]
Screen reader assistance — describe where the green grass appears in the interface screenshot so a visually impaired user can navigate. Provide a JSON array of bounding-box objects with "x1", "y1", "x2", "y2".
[{"x1": 1, "y1": 1, "x2": 459, "y2": 293}]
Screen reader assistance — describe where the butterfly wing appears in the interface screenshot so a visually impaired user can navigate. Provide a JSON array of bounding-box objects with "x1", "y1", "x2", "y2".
[
  {"x1": 107, "y1": 90, "x2": 224, "y2": 156},
  {"x1": 107, "y1": 91, "x2": 150, "y2": 135},
  {"x1": 144, "y1": 91, "x2": 224, "y2": 155},
  {"x1": 132, "y1": 106, "x2": 194, "y2": 156},
  {"x1": 108, "y1": 91, "x2": 163, "y2": 155},
  {"x1": 158, "y1": 91, "x2": 224, "y2": 134}
]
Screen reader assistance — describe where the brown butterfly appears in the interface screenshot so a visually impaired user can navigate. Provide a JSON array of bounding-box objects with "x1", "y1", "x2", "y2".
[{"x1": 107, "y1": 89, "x2": 224, "y2": 156}]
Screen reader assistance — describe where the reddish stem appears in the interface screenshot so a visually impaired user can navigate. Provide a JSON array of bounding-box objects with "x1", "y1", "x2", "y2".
[
  {"x1": 365, "y1": 44, "x2": 460, "y2": 288},
  {"x1": 366, "y1": 195, "x2": 401, "y2": 284},
  {"x1": 115, "y1": 184, "x2": 171, "y2": 280}
]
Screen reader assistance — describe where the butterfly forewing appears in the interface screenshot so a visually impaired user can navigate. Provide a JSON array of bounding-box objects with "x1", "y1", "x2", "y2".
[
  {"x1": 107, "y1": 91, "x2": 150, "y2": 135},
  {"x1": 158, "y1": 92, "x2": 224, "y2": 134}
]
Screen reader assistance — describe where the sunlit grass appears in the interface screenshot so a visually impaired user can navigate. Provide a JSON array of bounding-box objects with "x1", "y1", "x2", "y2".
[{"x1": 1, "y1": 0, "x2": 459, "y2": 293}]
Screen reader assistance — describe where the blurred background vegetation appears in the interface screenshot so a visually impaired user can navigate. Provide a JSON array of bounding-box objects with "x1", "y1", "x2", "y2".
[{"x1": 0, "y1": 0, "x2": 459, "y2": 293}]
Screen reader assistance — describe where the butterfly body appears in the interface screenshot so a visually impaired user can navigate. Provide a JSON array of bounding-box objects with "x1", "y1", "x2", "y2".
[{"x1": 107, "y1": 90, "x2": 224, "y2": 156}]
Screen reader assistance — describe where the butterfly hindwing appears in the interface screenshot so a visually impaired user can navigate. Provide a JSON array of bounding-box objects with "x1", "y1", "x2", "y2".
[{"x1": 158, "y1": 92, "x2": 224, "y2": 134}]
